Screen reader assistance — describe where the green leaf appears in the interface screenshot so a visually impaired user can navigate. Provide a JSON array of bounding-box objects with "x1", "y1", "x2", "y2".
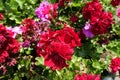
[
  {"x1": 0, "y1": 1, "x2": 4, "y2": 10},
  {"x1": 27, "y1": 0, "x2": 38, "y2": 4},
  {"x1": 9, "y1": 0, "x2": 19, "y2": 10},
  {"x1": 35, "y1": 57, "x2": 44, "y2": 66},
  {"x1": 92, "y1": 61, "x2": 102, "y2": 70},
  {"x1": 15, "y1": 0, "x2": 26, "y2": 9},
  {"x1": 13, "y1": 76, "x2": 20, "y2": 80},
  {"x1": 25, "y1": 50, "x2": 31, "y2": 55}
]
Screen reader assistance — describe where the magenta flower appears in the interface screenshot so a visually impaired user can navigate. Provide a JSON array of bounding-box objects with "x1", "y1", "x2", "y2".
[
  {"x1": 35, "y1": 1, "x2": 58, "y2": 22},
  {"x1": 82, "y1": 23, "x2": 94, "y2": 38},
  {"x1": 22, "y1": 40, "x2": 31, "y2": 48},
  {"x1": 117, "y1": 8, "x2": 120, "y2": 18}
]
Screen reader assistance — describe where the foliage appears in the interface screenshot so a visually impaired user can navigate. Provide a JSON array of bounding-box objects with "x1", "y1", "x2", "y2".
[{"x1": 0, "y1": 0, "x2": 120, "y2": 80}]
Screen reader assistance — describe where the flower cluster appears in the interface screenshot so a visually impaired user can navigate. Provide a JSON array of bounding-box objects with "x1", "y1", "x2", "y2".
[
  {"x1": 70, "y1": 14, "x2": 79, "y2": 23},
  {"x1": 74, "y1": 73, "x2": 100, "y2": 80},
  {"x1": 35, "y1": 1, "x2": 58, "y2": 22},
  {"x1": 0, "y1": 24, "x2": 20, "y2": 74},
  {"x1": 110, "y1": 58, "x2": 120, "y2": 73},
  {"x1": 82, "y1": 0, "x2": 102, "y2": 20},
  {"x1": 20, "y1": 18, "x2": 50, "y2": 47},
  {"x1": 82, "y1": 0, "x2": 113, "y2": 37},
  {"x1": 0, "y1": 0, "x2": 120, "y2": 79},
  {"x1": 37, "y1": 27, "x2": 81, "y2": 70}
]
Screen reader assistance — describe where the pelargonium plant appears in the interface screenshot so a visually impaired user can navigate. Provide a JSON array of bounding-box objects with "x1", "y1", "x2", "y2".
[
  {"x1": 0, "y1": 0, "x2": 120, "y2": 80},
  {"x1": 0, "y1": 24, "x2": 20, "y2": 74}
]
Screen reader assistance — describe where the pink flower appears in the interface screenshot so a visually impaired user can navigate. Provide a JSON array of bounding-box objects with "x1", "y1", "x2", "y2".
[
  {"x1": 74, "y1": 73, "x2": 101, "y2": 80},
  {"x1": 7, "y1": 26, "x2": 22, "y2": 38},
  {"x1": 117, "y1": 8, "x2": 120, "y2": 18},
  {"x1": 22, "y1": 40, "x2": 30, "y2": 48},
  {"x1": 0, "y1": 65, "x2": 7, "y2": 74},
  {"x1": 110, "y1": 58, "x2": 120, "y2": 73},
  {"x1": 35, "y1": 1, "x2": 58, "y2": 22},
  {"x1": 7, "y1": 58, "x2": 17, "y2": 66}
]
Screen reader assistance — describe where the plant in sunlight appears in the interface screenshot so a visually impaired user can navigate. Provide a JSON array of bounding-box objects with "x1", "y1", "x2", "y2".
[{"x1": 0, "y1": 0, "x2": 120, "y2": 80}]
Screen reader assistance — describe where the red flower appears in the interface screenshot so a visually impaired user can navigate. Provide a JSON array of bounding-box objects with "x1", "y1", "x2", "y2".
[
  {"x1": 37, "y1": 33, "x2": 74, "y2": 70},
  {"x1": 56, "y1": 27, "x2": 81, "y2": 48},
  {"x1": 37, "y1": 27, "x2": 81, "y2": 70},
  {"x1": 111, "y1": 0, "x2": 120, "y2": 7},
  {"x1": 77, "y1": 30, "x2": 86, "y2": 40},
  {"x1": 90, "y1": 12, "x2": 113, "y2": 35},
  {"x1": 74, "y1": 74, "x2": 81, "y2": 80},
  {"x1": 74, "y1": 73, "x2": 101, "y2": 80},
  {"x1": 70, "y1": 15, "x2": 79, "y2": 23},
  {"x1": 0, "y1": 24, "x2": 20, "y2": 63},
  {"x1": 58, "y1": 0, "x2": 72, "y2": 7},
  {"x1": 82, "y1": 0, "x2": 102, "y2": 19},
  {"x1": 44, "y1": 42, "x2": 73, "y2": 70},
  {"x1": 7, "y1": 38, "x2": 20, "y2": 54},
  {"x1": 59, "y1": 0, "x2": 65, "y2": 7},
  {"x1": 110, "y1": 58, "x2": 120, "y2": 73},
  {"x1": 52, "y1": 3, "x2": 58, "y2": 19},
  {"x1": 0, "y1": 51, "x2": 9, "y2": 63},
  {"x1": 21, "y1": 18, "x2": 35, "y2": 34},
  {"x1": 0, "y1": 13, "x2": 4, "y2": 20}
]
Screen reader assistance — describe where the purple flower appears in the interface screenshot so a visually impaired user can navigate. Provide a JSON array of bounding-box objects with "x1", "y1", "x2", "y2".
[
  {"x1": 35, "y1": 1, "x2": 58, "y2": 22},
  {"x1": 22, "y1": 40, "x2": 31, "y2": 48},
  {"x1": 35, "y1": 1, "x2": 52, "y2": 22},
  {"x1": 82, "y1": 23, "x2": 94, "y2": 38}
]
